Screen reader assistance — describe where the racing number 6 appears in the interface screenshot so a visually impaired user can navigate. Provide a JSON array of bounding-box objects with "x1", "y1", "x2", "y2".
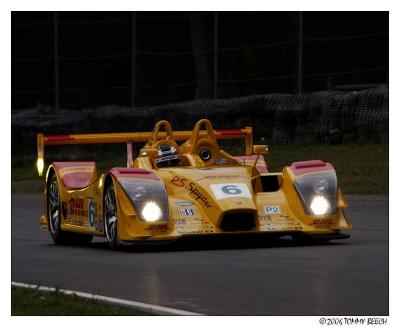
[
  {"x1": 88, "y1": 200, "x2": 96, "y2": 228},
  {"x1": 221, "y1": 185, "x2": 242, "y2": 195}
]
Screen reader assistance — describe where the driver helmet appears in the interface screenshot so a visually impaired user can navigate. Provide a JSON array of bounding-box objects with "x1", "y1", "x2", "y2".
[{"x1": 154, "y1": 143, "x2": 181, "y2": 167}]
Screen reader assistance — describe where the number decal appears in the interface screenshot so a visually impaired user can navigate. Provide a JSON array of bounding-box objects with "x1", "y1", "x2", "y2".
[
  {"x1": 88, "y1": 199, "x2": 96, "y2": 228},
  {"x1": 210, "y1": 183, "x2": 252, "y2": 199},
  {"x1": 221, "y1": 185, "x2": 242, "y2": 195},
  {"x1": 264, "y1": 206, "x2": 281, "y2": 214}
]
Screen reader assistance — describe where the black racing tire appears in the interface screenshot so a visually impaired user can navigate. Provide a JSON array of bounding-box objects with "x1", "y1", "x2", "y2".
[
  {"x1": 47, "y1": 174, "x2": 93, "y2": 245},
  {"x1": 104, "y1": 183, "x2": 120, "y2": 250}
]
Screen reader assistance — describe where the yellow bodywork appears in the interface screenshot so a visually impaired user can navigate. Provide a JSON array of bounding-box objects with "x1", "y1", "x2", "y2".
[{"x1": 38, "y1": 119, "x2": 352, "y2": 244}]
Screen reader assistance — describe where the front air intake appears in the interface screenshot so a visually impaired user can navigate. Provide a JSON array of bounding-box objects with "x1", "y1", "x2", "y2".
[{"x1": 220, "y1": 212, "x2": 256, "y2": 232}]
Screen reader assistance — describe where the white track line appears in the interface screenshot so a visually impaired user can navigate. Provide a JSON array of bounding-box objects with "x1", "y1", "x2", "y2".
[{"x1": 12, "y1": 281, "x2": 202, "y2": 316}]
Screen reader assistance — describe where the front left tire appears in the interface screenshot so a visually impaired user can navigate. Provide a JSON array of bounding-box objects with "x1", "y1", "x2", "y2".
[
  {"x1": 104, "y1": 183, "x2": 120, "y2": 250},
  {"x1": 47, "y1": 174, "x2": 93, "y2": 245}
]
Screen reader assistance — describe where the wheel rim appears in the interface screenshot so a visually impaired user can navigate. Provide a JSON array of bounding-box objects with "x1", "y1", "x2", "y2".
[
  {"x1": 48, "y1": 180, "x2": 60, "y2": 234},
  {"x1": 104, "y1": 186, "x2": 117, "y2": 242}
]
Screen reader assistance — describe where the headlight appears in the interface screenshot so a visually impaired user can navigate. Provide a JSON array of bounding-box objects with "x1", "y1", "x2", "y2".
[
  {"x1": 118, "y1": 179, "x2": 169, "y2": 222},
  {"x1": 310, "y1": 195, "x2": 330, "y2": 215},
  {"x1": 141, "y1": 201, "x2": 162, "y2": 222},
  {"x1": 294, "y1": 171, "x2": 337, "y2": 216}
]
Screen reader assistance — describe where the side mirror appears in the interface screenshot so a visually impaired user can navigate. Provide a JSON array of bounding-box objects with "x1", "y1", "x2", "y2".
[
  {"x1": 253, "y1": 144, "x2": 269, "y2": 155},
  {"x1": 140, "y1": 148, "x2": 159, "y2": 158}
]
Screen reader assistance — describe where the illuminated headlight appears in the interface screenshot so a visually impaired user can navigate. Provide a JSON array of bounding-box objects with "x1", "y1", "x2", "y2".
[
  {"x1": 141, "y1": 201, "x2": 162, "y2": 222},
  {"x1": 118, "y1": 179, "x2": 169, "y2": 222},
  {"x1": 294, "y1": 171, "x2": 337, "y2": 216},
  {"x1": 310, "y1": 195, "x2": 330, "y2": 215}
]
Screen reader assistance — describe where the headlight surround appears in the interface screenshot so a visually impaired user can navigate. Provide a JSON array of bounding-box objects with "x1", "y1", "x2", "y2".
[
  {"x1": 118, "y1": 179, "x2": 169, "y2": 222},
  {"x1": 294, "y1": 171, "x2": 337, "y2": 216}
]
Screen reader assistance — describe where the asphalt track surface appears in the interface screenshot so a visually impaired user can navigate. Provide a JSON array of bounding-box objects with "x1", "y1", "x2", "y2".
[{"x1": 12, "y1": 193, "x2": 388, "y2": 315}]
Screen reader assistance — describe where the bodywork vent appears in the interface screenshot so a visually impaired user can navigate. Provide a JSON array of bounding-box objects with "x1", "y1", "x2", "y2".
[
  {"x1": 220, "y1": 212, "x2": 256, "y2": 232},
  {"x1": 260, "y1": 175, "x2": 280, "y2": 192}
]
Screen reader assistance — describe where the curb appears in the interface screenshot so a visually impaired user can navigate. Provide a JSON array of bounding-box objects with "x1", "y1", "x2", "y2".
[{"x1": 12, "y1": 281, "x2": 202, "y2": 316}]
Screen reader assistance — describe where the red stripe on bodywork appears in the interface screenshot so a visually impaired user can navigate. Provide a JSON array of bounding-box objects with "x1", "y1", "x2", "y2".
[
  {"x1": 110, "y1": 168, "x2": 160, "y2": 181},
  {"x1": 216, "y1": 129, "x2": 244, "y2": 135},
  {"x1": 290, "y1": 160, "x2": 334, "y2": 176},
  {"x1": 45, "y1": 135, "x2": 74, "y2": 141},
  {"x1": 53, "y1": 162, "x2": 95, "y2": 169}
]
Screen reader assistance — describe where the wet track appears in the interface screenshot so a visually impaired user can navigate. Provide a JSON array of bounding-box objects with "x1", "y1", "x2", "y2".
[{"x1": 11, "y1": 193, "x2": 388, "y2": 315}]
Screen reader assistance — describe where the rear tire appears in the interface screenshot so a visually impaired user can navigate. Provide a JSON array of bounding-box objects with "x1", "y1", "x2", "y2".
[
  {"x1": 104, "y1": 183, "x2": 120, "y2": 250},
  {"x1": 47, "y1": 174, "x2": 93, "y2": 245}
]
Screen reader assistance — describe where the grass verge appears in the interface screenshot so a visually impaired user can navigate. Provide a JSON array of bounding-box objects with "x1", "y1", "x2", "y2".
[
  {"x1": 11, "y1": 286, "x2": 151, "y2": 316},
  {"x1": 267, "y1": 144, "x2": 388, "y2": 194},
  {"x1": 12, "y1": 143, "x2": 388, "y2": 194}
]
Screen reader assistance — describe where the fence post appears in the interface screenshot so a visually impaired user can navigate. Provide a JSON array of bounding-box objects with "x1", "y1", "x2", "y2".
[
  {"x1": 131, "y1": 12, "x2": 136, "y2": 108},
  {"x1": 214, "y1": 12, "x2": 218, "y2": 99},
  {"x1": 54, "y1": 12, "x2": 59, "y2": 111},
  {"x1": 297, "y1": 11, "x2": 303, "y2": 95}
]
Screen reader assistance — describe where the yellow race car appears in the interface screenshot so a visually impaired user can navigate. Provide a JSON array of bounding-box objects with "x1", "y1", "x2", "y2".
[{"x1": 37, "y1": 119, "x2": 352, "y2": 249}]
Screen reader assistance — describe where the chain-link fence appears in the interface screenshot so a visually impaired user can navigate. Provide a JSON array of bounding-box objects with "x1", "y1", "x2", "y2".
[{"x1": 12, "y1": 86, "x2": 388, "y2": 165}]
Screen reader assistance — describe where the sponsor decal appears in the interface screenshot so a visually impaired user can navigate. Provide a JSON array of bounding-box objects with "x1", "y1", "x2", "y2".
[
  {"x1": 310, "y1": 219, "x2": 335, "y2": 226},
  {"x1": 179, "y1": 208, "x2": 195, "y2": 217},
  {"x1": 261, "y1": 221, "x2": 302, "y2": 231},
  {"x1": 259, "y1": 214, "x2": 296, "y2": 222},
  {"x1": 175, "y1": 201, "x2": 193, "y2": 206},
  {"x1": 155, "y1": 154, "x2": 179, "y2": 164},
  {"x1": 210, "y1": 183, "x2": 252, "y2": 200},
  {"x1": 146, "y1": 223, "x2": 168, "y2": 231},
  {"x1": 193, "y1": 225, "x2": 212, "y2": 230},
  {"x1": 259, "y1": 214, "x2": 303, "y2": 231},
  {"x1": 259, "y1": 215, "x2": 272, "y2": 221},
  {"x1": 264, "y1": 206, "x2": 281, "y2": 214},
  {"x1": 185, "y1": 225, "x2": 214, "y2": 233},
  {"x1": 186, "y1": 183, "x2": 212, "y2": 208},
  {"x1": 170, "y1": 176, "x2": 212, "y2": 208},
  {"x1": 67, "y1": 197, "x2": 88, "y2": 217},
  {"x1": 170, "y1": 176, "x2": 187, "y2": 187}
]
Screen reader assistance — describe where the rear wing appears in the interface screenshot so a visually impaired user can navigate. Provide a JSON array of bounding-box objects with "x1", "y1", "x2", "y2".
[{"x1": 36, "y1": 127, "x2": 253, "y2": 176}]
